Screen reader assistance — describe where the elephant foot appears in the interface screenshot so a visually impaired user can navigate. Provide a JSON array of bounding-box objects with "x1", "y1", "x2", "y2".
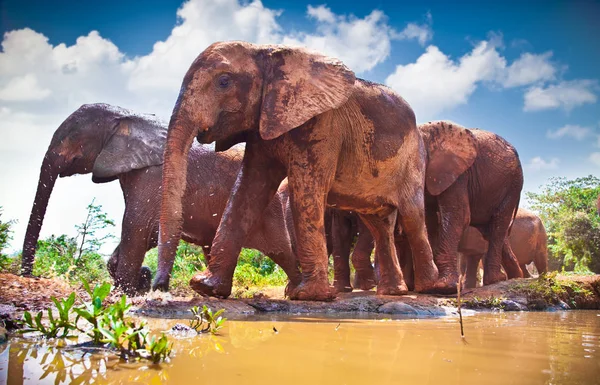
[
  {"x1": 353, "y1": 269, "x2": 377, "y2": 291},
  {"x1": 504, "y1": 263, "x2": 523, "y2": 279},
  {"x1": 376, "y1": 281, "x2": 408, "y2": 296},
  {"x1": 284, "y1": 280, "x2": 300, "y2": 298},
  {"x1": 333, "y1": 280, "x2": 353, "y2": 293},
  {"x1": 189, "y1": 270, "x2": 232, "y2": 299},
  {"x1": 431, "y1": 273, "x2": 459, "y2": 295},
  {"x1": 483, "y1": 270, "x2": 507, "y2": 286},
  {"x1": 152, "y1": 272, "x2": 171, "y2": 292},
  {"x1": 137, "y1": 266, "x2": 152, "y2": 294},
  {"x1": 289, "y1": 280, "x2": 336, "y2": 301}
]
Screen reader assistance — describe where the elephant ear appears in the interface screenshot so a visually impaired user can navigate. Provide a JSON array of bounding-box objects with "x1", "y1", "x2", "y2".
[
  {"x1": 259, "y1": 46, "x2": 356, "y2": 140},
  {"x1": 92, "y1": 116, "x2": 167, "y2": 183},
  {"x1": 421, "y1": 121, "x2": 478, "y2": 196}
]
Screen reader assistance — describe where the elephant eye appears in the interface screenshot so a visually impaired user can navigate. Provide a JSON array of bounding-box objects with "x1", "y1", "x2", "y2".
[{"x1": 218, "y1": 74, "x2": 231, "y2": 89}]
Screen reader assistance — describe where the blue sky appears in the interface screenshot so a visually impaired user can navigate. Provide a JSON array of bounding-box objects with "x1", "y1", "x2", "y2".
[{"x1": 0, "y1": 0, "x2": 599, "y2": 252}]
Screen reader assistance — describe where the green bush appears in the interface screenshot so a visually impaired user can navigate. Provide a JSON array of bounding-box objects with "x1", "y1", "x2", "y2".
[
  {"x1": 0, "y1": 207, "x2": 17, "y2": 272},
  {"x1": 527, "y1": 175, "x2": 600, "y2": 273},
  {"x1": 30, "y1": 234, "x2": 110, "y2": 283}
]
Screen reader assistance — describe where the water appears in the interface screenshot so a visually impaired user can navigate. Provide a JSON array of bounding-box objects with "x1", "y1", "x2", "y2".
[{"x1": 1, "y1": 311, "x2": 599, "y2": 385}]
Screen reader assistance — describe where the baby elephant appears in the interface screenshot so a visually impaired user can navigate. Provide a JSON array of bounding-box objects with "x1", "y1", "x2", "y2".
[
  {"x1": 21, "y1": 103, "x2": 302, "y2": 294},
  {"x1": 459, "y1": 208, "x2": 548, "y2": 288}
]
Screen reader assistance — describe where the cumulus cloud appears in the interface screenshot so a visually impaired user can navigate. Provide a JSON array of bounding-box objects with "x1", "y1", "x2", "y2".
[
  {"x1": 385, "y1": 39, "x2": 506, "y2": 119},
  {"x1": 1, "y1": 0, "x2": 425, "y2": 252},
  {"x1": 394, "y1": 12, "x2": 433, "y2": 46},
  {"x1": 525, "y1": 157, "x2": 560, "y2": 172},
  {"x1": 589, "y1": 153, "x2": 600, "y2": 167},
  {"x1": 524, "y1": 80, "x2": 598, "y2": 112},
  {"x1": 503, "y1": 52, "x2": 556, "y2": 87},
  {"x1": 547, "y1": 124, "x2": 592, "y2": 140},
  {"x1": 283, "y1": 6, "x2": 398, "y2": 73}
]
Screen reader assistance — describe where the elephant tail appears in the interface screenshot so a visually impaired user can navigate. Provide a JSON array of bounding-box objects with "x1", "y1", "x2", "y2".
[{"x1": 506, "y1": 195, "x2": 520, "y2": 237}]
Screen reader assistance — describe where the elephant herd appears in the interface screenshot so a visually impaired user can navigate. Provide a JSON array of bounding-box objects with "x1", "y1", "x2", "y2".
[{"x1": 21, "y1": 41, "x2": 548, "y2": 301}]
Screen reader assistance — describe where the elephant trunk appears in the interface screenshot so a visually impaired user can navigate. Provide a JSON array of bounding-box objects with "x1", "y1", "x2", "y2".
[
  {"x1": 155, "y1": 113, "x2": 197, "y2": 288},
  {"x1": 21, "y1": 153, "x2": 61, "y2": 275}
]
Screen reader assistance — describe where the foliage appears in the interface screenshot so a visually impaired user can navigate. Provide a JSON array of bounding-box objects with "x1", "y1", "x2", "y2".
[
  {"x1": 189, "y1": 305, "x2": 226, "y2": 335},
  {"x1": 74, "y1": 198, "x2": 116, "y2": 264},
  {"x1": 0, "y1": 207, "x2": 16, "y2": 272},
  {"x1": 144, "y1": 243, "x2": 288, "y2": 295},
  {"x1": 526, "y1": 175, "x2": 600, "y2": 273},
  {"x1": 463, "y1": 295, "x2": 506, "y2": 310},
  {"x1": 20, "y1": 293, "x2": 78, "y2": 338},
  {"x1": 511, "y1": 271, "x2": 594, "y2": 307},
  {"x1": 19, "y1": 279, "x2": 172, "y2": 363},
  {"x1": 29, "y1": 234, "x2": 110, "y2": 284},
  {"x1": 233, "y1": 248, "x2": 288, "y2": 288}
]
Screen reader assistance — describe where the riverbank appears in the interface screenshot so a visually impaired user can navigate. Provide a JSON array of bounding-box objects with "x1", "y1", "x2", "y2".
[{"x1": 1, "y1": 273, "x2": 599, "y2": 328}]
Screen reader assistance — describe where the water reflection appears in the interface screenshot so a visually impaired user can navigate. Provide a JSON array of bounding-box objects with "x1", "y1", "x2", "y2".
[{"x1": 1, "y1": 312, "x2": 599, "y2": 385}]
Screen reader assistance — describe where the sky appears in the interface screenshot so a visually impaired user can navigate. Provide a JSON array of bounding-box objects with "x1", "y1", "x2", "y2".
[{"x1": 0, "y1": 0, "x2": 599, "y2": 253}]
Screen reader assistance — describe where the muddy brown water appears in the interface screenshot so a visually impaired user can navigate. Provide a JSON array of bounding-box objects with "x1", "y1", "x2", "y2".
[{"x1": 0, "y1": 311, "x2": 599, "y2": 385}]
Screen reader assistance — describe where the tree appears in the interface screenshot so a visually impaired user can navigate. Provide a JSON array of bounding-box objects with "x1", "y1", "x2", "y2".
[
  {"x1": 74, "y1": 198, "x2": 115, "y2": 265},
  {"x1": 526, "y1": 175, "x2": 600, "y2": 273}
]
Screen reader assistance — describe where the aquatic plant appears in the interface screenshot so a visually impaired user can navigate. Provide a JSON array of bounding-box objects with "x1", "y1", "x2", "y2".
[
  {"x1": 20, "y1": 292, "x2": 78, "y2": 338},
  {"x1": 19, "y1": 279, "x2": 172, "y2": 363},
  {"x1": 189, "y1": 305, "x2": 226, "y2": 335}
]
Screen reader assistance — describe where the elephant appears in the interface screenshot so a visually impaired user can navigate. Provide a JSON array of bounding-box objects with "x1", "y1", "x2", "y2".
[
  {"x1": 21, "y1": 103, "x2": 301, "y2": 294},
  {"x1": 331, "y1": 121, "x2": 524, "y2": 292},
  {"x1": 460, "y1": 208, "x2": 548, "y2": 288},
  {"x1": 156, "y1": 41, "x2": 443, "y2": 301}
]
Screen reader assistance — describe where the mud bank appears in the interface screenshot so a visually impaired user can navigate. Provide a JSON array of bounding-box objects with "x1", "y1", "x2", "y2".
[{"x1": 1, "y1": 273, "x2": 599, "y2": 328}]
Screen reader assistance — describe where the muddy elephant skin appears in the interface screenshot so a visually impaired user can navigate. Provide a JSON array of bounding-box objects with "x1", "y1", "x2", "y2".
[
  {"x1": 334, "y1": 121, "x2": 524, "y2": 293},
  {"x1": 158, "y1": 41, "x2": 441, "y2": 301},
  {"x1": 460, "y1": 208, "x2": 548, "y2": 288},
  {"x1": 21, "y1": 103, "x2": 301, "y2": 294}
]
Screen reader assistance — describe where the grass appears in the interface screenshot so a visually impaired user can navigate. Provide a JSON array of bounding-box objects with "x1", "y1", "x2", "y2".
[{"x1": 510, "y1": 271, "x2": 595, "y2": 308}]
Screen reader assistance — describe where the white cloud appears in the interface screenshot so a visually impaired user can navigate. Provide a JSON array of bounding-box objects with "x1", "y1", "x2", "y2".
[
  {"x1": 127, "y1": 0, "x2": 282, "y2": 110},
  {"x1": 307, "y1": 5, "x2": 336, "y2": 24},
  {"x1": 547, "y1": 124, "x2": 592, "y2": 140},
  {"x1": 0, "y1": 74, "x2": 51, "y2": 101},
  {"x1": 385, "y1": 40, "x2": 506, "y2": 119},
  {"x1": 0, "y1": 0, "x2": 419, "y2": 253},
  {"x1": 283, "y1": 6, "x2": 397, "y2": 73},
  {"x1": 503, "y1": 52, "x2": 556, "y2": 87},
  {"x1": 589, "y1": 153, "x2": 600, "y2": 167},
  {"x1": 524, "y1": 80, "x2": 598, "y2": 112},
  {"x1": 525, "y1": 156, "x2": 560, "y2": 172},
  {"x1": 394, "y1": 12, "x2": 433, "y2": 46}
]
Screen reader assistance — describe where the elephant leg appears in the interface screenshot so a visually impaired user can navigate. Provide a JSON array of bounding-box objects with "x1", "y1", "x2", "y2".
[
  {"x1": 190, "y1": 147, "x2": 286, "y2": 298},
  {"x1": 501, "y1": 240, "x2": 523, "y2": 279},
  {"x1": 113, "y1": 230, "x2": 151, "y2": 295},
  {"x1": 202, "y1": 246, "x2": 211, "y2": 265},
  {"x1": 360, "y1": 211, "x2": 407, "y2": 296},
  {"x1": 394, "y1": 233, "x2": 413, "y2": 291},
  {"x1": 287, "y1": 169, "x2": 336, "y2": 301},
  {"x1": 352, "y1": 220, "x2": 376, "y2": 291},
  {"x1": 433, "y1": 180, "x2": 470, "y2": 294},
  {"x1": 483, "y1": 209, "x2": 522, "y2": 286},
  {"x1": 520, "y1": 263, "x2": 531, "y2": 278},
  {"x1": 464, "y1": 253, "x2": 482, "y2": 289},
  {"x1": 332, "y1": 211, "x2": 353, "y2": 293}
]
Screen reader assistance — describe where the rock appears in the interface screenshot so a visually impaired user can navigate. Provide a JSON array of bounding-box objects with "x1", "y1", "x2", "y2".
[
  {"x1": 500, "y1": 299, "x2": 527, "y2": 311},
  {"x1": 169, "y1": 323, "x2": 197, "y2": 337},
  {"x1": 528, "y1": 299, "x2": 547, "y2": 311},
  {"x1": 378, "y1": 302, "x2": 419, "y2": 315}
]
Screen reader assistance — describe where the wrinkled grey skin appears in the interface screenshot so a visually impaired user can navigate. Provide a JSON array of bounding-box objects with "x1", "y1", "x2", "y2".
[
  {"x1": 22, "y1": 103, "x2": 301, "y2": 294},
  {"x1": 460, "y1": 208, "x2": 548, "y2": 288}
]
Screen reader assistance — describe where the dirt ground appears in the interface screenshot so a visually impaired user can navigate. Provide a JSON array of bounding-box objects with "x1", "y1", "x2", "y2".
[{"x1": 1, "y1": 273, "x2": 599, "y2": 327}]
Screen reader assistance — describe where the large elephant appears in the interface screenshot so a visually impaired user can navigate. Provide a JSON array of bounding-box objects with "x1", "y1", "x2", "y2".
[
  {"x1": 21, "y1": 103, "x2": 301, "y2": 294},
  {"x1": 157, "y1": 41, "x2": 443, "y2": 301},
  {"x1": 460, "y1": 208, "x2": 548, "y2": 288},
  {"x1": 332, "y1": 121, "x2": 524, "y2": 292}
]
